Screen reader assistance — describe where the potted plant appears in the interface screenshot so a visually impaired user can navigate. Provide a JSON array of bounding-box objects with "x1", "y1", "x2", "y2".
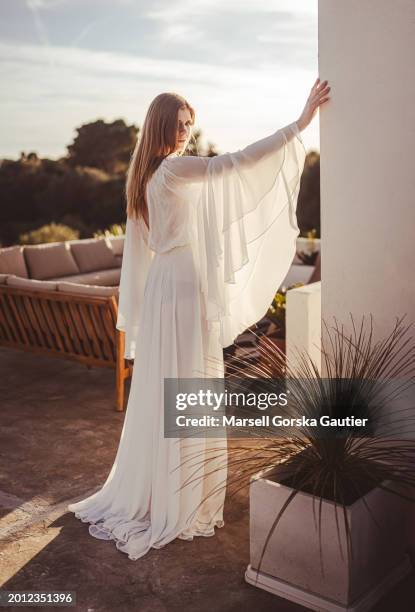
[{"x1": 192, "y1": 314, "x2": 415, "y2": 611}]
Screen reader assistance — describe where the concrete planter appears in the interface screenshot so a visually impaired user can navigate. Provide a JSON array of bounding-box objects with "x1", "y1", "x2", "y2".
[{"x1": 245, "y1": 461, "x2": 411, "y2": 612}]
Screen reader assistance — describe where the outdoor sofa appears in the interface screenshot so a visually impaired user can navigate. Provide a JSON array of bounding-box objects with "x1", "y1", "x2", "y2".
[{"x1": 0, "y1": 235, "x2": 131, "y2": 411}]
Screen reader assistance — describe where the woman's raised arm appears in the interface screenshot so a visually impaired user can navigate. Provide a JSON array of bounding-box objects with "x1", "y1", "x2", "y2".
[
  {"x1": 162, "y1": 120, "x2": 301, "y2": 184},
  {"x1": 189, "y1": 118, "x2": 306, "y2": 348},
  {"x1": 215, "y1": 121, "x2": 300, "y2": 172},
  {"x1": 163, "y1": 76, "x2": 331, "y2": 184}
]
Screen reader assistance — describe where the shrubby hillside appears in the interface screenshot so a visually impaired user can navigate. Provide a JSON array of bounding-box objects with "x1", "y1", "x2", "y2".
[{"x1": 0, "y1": 119, "x2": 319, "y2": 246}]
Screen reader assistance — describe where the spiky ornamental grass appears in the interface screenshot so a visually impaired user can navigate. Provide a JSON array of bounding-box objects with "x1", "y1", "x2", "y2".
[{"x1": 177, "y1": 313, "x2": 415, "y2": 578}]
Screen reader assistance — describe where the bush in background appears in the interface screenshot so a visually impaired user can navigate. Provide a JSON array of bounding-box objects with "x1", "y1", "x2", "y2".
[
  {"x1": 19, "y1": 222, "x2": 80, "y2": 244},
  {"x1": 93, "y1": 223, "x2": 126, "y2": 238},
  {"x1": 0, "y1": 118, "x2": 320, "y2": 246}
]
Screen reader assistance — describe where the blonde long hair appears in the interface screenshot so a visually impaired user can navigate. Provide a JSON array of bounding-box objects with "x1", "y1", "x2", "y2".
[{"x1": 125, "y1": 92, "x2": 195, "y2": 230}]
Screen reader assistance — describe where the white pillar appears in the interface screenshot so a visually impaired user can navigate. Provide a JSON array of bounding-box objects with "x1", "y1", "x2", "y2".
[
  {"x1": 318, "y1": 0, "x2": 415, "y2": 347},
  {"x1": 319, "y1": 0, "x2": 415, "y2": 551}
]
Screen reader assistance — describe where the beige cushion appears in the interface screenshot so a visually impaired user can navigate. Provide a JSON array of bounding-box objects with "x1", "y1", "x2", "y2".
[
  {"x1": 107, "y1": 236, "x2": 124, "y2": 256},
  {"x1": 57, "y1": 281, "x2": 119, "y2": 297},
  {"x1": 49, "y1": 268, "x2": 121, "y2": 286},
  {"x1": 69, "y1": 238, "x2": 118, "y2": 273},
  {"x1": 24, "y1": 242, "x2": 80, "y2": 280},
  {"x1": 279, "y1": 264, "x2": 315, "y2": 290},
  {"x1": 0, "y1": 245, "x2": 29, "y2": 278},
  {"x1": 6, "y1": 276, "x2": 57, "y2": 291}
]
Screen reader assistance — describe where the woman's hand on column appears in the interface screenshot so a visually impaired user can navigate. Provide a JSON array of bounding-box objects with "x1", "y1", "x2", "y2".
[{"x1": 297, "y1": 78, "x2": 331, "y2": 131}]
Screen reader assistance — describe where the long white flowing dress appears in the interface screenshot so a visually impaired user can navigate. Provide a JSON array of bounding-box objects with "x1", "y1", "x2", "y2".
[{"x1": 67, "y1": 120, "x2": 306, "y2": 560}]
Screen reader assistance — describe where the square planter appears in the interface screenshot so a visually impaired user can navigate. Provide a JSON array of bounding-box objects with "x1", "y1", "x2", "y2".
[{"x1": 245, "y1": 461, "x2": 411, "y2": 612}]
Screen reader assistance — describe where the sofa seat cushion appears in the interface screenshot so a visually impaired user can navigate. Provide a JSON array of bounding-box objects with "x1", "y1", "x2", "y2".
[
  {"x1": 24, "y1": 242, "x2": 80, "y2": 280},
  {"x1": 6, "y1": 276, "x2": 58, "y2": 291},
  {"x1": 0, "y1": 245, "x2": 29, "y2": 278},
  {"x1": 57, "y1": 281, "x2": 119, "y2": 297},
  {"x1": 69, "y1": 237, "x2": 119, "y2": 273},
  {"x1": 278, "y1": 264, "x2": 315, "y2": 291},
  {"x1": 49, "y1": 267, "x2": 121, "y2": 286},
  {"x1": 107, "y1": 235, "x2": 124, "y2": 256}
]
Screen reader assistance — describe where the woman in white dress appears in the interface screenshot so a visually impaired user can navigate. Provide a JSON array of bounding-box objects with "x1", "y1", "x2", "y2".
[{"x1": 68, "y1": 78, "x2": 331, "y2": 560}]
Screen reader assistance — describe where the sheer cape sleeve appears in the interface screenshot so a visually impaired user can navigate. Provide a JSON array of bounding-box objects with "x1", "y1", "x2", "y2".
[
  {"x1": 116, "y1": 215, "x2": 154, "y2": 359},
  {"x1": 163, "y1": 121, "x2": 307, "y2": 348}
]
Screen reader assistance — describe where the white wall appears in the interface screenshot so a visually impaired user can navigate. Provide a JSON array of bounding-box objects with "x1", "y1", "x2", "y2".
[{"x1": 318, "y1": 0, "x2": 415, "y2": 351}]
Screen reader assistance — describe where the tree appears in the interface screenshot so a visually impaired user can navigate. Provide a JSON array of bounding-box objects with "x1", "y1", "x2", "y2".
[
  {"x1": 185, "y1": 128, "x2": 218, "y2": 157},
  {"x1": 1, "y1": 118, "x2": 320, "y2": 246},
  {"x1": 66, "y1": 119, "x2": 138, "y2": 174},
  {"x1": 0, "y1": 157, "x2": 125, "y2": 246},
  {"x1": 297, "y1": 150, "x2": 321, "y2": 237}
]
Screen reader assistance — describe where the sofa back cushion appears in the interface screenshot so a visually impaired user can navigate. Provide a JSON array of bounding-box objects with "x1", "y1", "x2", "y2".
[
  {"x1": 24, "y1": 242, "x2": 80, "y2": 280},
  {"x1": 69, "y1": 237, "x2": 119, "y2": 273},
  {"x1": 107, "y1": 236, "x2": 124, "y2": 257},
  {"x1": 0, "y1": 245, "x2": 29, "y2": 278},
  {"x1": 6, "y1": 276, "x2": 58, "y2": 291}
]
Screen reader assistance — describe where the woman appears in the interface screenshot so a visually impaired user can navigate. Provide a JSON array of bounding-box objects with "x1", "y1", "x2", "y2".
[{"x1": 68, "y1": 78, "x2": 331, "y2": 560}]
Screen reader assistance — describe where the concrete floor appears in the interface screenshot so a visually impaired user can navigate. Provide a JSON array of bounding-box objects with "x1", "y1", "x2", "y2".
[{"x1": 1, "y1": 346, "x2": 414, "y2": 612}]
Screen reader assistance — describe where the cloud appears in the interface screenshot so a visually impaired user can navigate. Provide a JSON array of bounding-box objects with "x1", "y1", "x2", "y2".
[
  {"x1": 0, "y1": 1, "x2": 319, "y2": 158},
  {"x1": 25, "y1": 0, "x2": 50, "y2": 46},
  {"x1": 147, "y1": 0, "x2": 316, "y2": 21},
  {"x1": 26, "y1": 0, "x2": 68, "y2": 9},
  {"x1": 0, "y1": 41, "x2": 308, "y2": 87},
  {"x1": 3, "y1": 1, "x2": 317, "y2": 71},
  {"x1": 144, "y1": 1, "x2": 317, "y2": 69}
]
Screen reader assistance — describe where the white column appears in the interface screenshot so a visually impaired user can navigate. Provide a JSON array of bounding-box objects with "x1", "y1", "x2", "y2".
[
  {"x1": 318, "y1": 0, "x2": 415, "y2": 348},
  {"x1": 319, "y1": 0, "x2": 415, "y2": 550}
]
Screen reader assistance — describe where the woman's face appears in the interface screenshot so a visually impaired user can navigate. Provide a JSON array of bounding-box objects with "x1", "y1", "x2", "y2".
[{"x1": 175, "y1": 107, "x2": 192, "y2": 153}]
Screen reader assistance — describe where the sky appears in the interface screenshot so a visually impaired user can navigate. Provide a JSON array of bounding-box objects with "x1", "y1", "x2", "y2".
[{"x1": 0, "y1": 0, "x2": 319, "y2": 160}]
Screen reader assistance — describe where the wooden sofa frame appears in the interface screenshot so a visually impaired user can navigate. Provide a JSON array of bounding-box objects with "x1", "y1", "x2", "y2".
[{"x1": 0, "y1": 284, "x2": 131, "y2": 411}]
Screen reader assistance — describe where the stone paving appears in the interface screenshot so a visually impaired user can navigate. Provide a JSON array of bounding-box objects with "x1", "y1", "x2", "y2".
[{"x1": 1, "y1": 345, "x2": 414, "y2": 611}]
